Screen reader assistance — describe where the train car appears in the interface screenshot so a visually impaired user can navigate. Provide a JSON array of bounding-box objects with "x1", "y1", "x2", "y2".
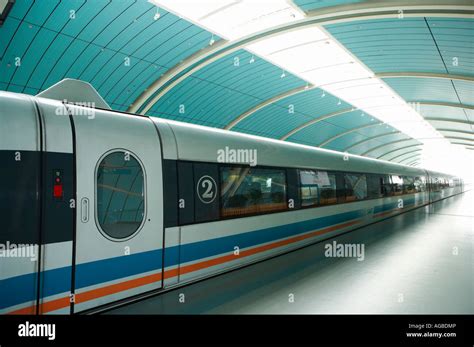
[{"x1": 0, "y1": 79, "x2": 464, "y2": 315}]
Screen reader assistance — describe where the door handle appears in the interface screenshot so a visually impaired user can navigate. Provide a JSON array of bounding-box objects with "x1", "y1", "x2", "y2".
[{"x1": 81, "y1": 198, "x2": 89, "y2": 223}]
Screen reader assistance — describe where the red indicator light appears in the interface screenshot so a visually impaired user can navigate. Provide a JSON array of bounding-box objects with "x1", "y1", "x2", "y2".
[
  {"x1": 55, "y1": 177, "x2": 61, "y2": 183},
  {"x1": 53, "y1": 184, "x2": 63, "y2": 199}
]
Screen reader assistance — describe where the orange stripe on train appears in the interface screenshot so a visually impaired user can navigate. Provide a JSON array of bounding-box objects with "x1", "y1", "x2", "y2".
[{"x1": 7, "y1": 218, "x2": 361, "y2": 314}]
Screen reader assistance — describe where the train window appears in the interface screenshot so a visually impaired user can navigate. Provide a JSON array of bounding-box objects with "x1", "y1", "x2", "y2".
[
  {"x1": 96, "y1": 151, "x2": 145, "y2": 240},
  {"x1": 319, "y1": 173, "x2": 337, "y2": 205},
  {"x1": 344, "y1": 173, "x2": 367, "y2": 201},
  {"x1": 435, "y1": 177, "x2": 442, "y2": 190},
  {"x1": 178, "y1": 161, "x2": 195, "y2": 225},
  {"x1": 381, "y1": 175, "x2": 392, "y2": 197},
  {"x1": 432, "y1": 177, "x2": 439, "y2": 191},
  {"x1": 335, "y1": 173, "x2": 346, "y2": 203},
  {"x1": 403, "y1": 176, "x2": 415, "y2": 194},
  {"x1": 286, "y1": 169, "x2": 301, "y2": 210},
  {"x1": 391, "y1": 175, "x2": 403, "y2": 195},
  {"x1": 220, "y1": 166, "x2": 287, "y2": 218},
  {"x1": 299, "y1": 170, "x2": 337, "y2": 207},
  {"x1": 367, "y1": 174, "x2": 383, "y2": 199},
  {"x1": 414, "y1": 176, "x2": 426, "y2": 192},
  {"x1": 299, "y1": 170, "x2": 319, "y2": 207},
  {"x1": 443, "y1": 177, "x2": 448, "y2": 189}
]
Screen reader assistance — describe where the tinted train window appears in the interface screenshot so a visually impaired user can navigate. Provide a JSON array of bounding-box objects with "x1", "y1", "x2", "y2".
[
  {"x1": 221, "y1": 166, "x2": 287, "y2": 218},
  {"x1": 344, "y1": 174, "x2": 367, "y2": 201},
  {"x1": 437, "y1": 177, "x2": 442, "y2": 189},
  {"x1": 367, "y1": 174, "x2": 383, "y2": 198},
  {"x1": 414, "y1": 176, "x2": 426, "y2": 192},
  {"x1": 391, "y1": 175, "x2": 404, "y2": 195},
  {"x1": 381, "y1": 174, "x2": 392, "y2": 197},
  {"x1": 97, "y1": 151, "x2": 145, "y2": 239},
  {"x1": 299, "y1": 170, "x2": 319, "y2": 207},
  {"x1": 403, "y1": 176, "x2": 415, "y2": 194},
  {"x1": 319, "y1": 173, "x2": 337, "y2": 205},
  {"x1": 299, "y1": 170, "x2": 337, "y2": 207}
]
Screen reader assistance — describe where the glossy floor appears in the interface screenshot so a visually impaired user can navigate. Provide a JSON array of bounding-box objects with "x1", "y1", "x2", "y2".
[{"x1": 107, "y1": 190, "x2": 474, "y2": 314}]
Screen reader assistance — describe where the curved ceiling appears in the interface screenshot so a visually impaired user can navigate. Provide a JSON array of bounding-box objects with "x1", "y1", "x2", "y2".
[{"x1": 0, "y1": 0, "x2": 472, "y2": 167}]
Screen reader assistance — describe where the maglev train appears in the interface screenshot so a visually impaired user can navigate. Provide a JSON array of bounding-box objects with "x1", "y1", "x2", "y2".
[{"x1": 0, "y1": 79, "x2": 464, "y2": 314}]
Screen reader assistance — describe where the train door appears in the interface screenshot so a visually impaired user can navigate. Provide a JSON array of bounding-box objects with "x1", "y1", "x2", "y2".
[
  {"x1": 68, "y1": 105, "x2": 164, "y2": 313},
  {"x1": 0, "y1": 93, "x2": 42, "y2": 314}
]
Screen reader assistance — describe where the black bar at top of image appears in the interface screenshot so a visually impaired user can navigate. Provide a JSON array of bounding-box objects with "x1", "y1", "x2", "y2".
[{"x1": 0, "y1": 314, "x2": 473, "y2": 345}]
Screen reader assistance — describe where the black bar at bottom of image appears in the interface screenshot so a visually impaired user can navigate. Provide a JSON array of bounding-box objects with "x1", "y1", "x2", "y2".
[{"x1": 0, "y1": 314, "x2": 472, "y2": 345}]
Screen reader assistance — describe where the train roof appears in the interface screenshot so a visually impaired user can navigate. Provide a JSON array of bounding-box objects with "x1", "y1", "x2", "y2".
[{"x1": 153, "y1": 117, "x2": 431, "y2": 177}]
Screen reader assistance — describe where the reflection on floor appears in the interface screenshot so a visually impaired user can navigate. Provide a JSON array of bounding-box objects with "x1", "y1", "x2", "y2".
[{"x1": 107, "y1": 191, "x2": 474, "y2": 314}]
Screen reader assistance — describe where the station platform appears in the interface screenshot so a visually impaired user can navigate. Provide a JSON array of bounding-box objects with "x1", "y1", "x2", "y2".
[{"x1": 106, "y1": 191, "x2": 473, "y2": 315}]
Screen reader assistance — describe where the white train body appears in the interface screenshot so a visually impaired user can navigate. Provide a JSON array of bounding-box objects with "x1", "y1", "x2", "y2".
[{"x1": 0, "y1": 81, "x2": 463, "y2": 314}]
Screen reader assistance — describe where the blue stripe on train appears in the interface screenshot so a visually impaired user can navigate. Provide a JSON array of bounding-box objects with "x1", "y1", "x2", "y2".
[
  {"x1": 0, "y1": 249, "x2": 163, "y2": 310},
  {"x1": 1, "y1": 207, "x2": 366, "y2": 310},
  {"x1": 374, "y1": 197, "x2": 416, "y2": 214},
  {"x1": 179, "y1": 209, "x2": 365, "y2": 263}
]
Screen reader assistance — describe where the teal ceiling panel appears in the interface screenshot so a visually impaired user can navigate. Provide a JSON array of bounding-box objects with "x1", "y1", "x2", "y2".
[
  {"x1": 348, "y1": 132, "x2": 411, "y2": 155},
  {"x1": 326, "y1": 18, "x2": 474, "y2": 76},
  {"x1": 234, "y1": 88, "x2": 352, "y2": 138},
  {"x1": 449, "y1": 139, "x2": 474, "y2": 147},
  {"x1": 426, "y1": 18, "x2": 474, "y2": 77},
  {"x1": 368, "y1": 139, "x2": 422, "y2": 159},
  {"x1": 92, "y1": 4, "x2": 149, "y2": 48},
  {"x1": 0, "y1": 0, "x2": 219, "y2": 111},
  {"x1": 6, "y1": 83, "x2": 22, "y2": 93},
  {"x1": 326, "y1": 18, "x2": 445, "y2": 74},
  {"x1": 27, "y1": 35, "x2": 76, "y2": 89},
  {"x1": 348, "y1": 120, "x2": 392, "y2": 137},
  {"x1": 5, "y1": 0, "x2": 32, "y2": 19},
  {"x1": 149, "y1": 79, "x2": 261, "y2": 129},
  {"x1": 23, "y1": 0, "x2": 61, "y2": 27},
  {"x1": 452, "y1": 80, "x2": 474, "y2": 105},
  {"x1": 294, "y1": 0, "x2": 364, "y2": 12},
  {"x1": 42, "y1": 0, "x2": 87, "y2": 31},
  {"x1": 464, "y1": 109, "x2": 474, "y2": 122},
  {"x1": 322, "y1": 132, "x2": 368, "y2": 152},
  {"x1": 77, "y1": 49, "x2": 117, "y2": 85},
  {"x1": 38, "y1": 39, "x2": 87, "y2": 90},
  {"x1": 0, "y1": 20, "x2": 40, "y2": 83},
  {"x1": 390, "y1": 154, "x2": 423, "y2": 165},
  {"x1": 418, "y1": 104, "x2": 471, "y2": 121},
  {"x1": 287, "y1": 121, "x2": 351, "y2": 147},
  {"x1": 428, "y1": 120, "x2": 472, "y2": 132},
  {"x1": 148, "y1": 49, "x2": 305, "y2": 128},
  {"x1": 61, "y1": 2, "x2": 110, "y2": 37},
  {"x1": 23, "y1": 86, "x2": 38, "y2": 95},
  {"x1": 233, "y1": 103, "x2": 310, "y2": 139},
  {"x1": 270, "y1": 88, "x2": 351, "y2": 115},
  {"x1": 324, "y1": 110, "x2": 373, "y2": 129},
  {"x1": 440, "y1": 130, "x2": 474, "y2": 139},
  {"x1": 76, "y1": 1, "x2": 134, "y2": 43},
  {"x1": 383, "y1": 77, "x2": 466, "y2": 105},
  {"x1": 9, "y1": 28, "x2": 57, "y2": 87}
]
